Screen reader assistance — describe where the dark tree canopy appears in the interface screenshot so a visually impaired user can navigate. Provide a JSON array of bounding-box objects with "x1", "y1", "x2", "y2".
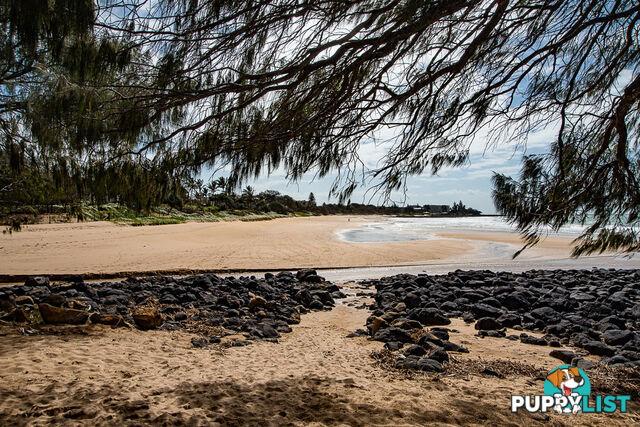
[{"x1": 2, "y1": 0, "x2": 640, "y2": 255}]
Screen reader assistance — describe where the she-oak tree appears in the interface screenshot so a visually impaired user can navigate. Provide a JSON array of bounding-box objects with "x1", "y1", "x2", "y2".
[{"x1": 1, "y1": 0, "x2": 639, "y2": 255}]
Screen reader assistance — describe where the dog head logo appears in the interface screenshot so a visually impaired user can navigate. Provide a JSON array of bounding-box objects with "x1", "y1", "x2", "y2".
[
  {"x1": 512, "y1": 364, "x2": 629, "y2": 414},
  {"x1": 543, "y1": 365, "x2": 591, "y2": 413},
  {"x1": 546, "y1": 366, "x2": 584, "y2": 396}
]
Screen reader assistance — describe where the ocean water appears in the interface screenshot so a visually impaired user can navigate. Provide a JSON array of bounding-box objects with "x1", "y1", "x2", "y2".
[{"x1": 338, "y1": 216, "x2": 588, "y2": 243}]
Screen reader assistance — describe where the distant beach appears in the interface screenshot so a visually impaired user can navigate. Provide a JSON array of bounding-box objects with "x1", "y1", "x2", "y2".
[{"x1": 1, "y1": 215, "x2": 638, "y2": 281}]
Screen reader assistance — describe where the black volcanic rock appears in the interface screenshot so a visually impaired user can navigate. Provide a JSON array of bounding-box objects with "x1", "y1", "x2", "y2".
[
  {"x1": 470, "y1": 303, "x2": 502, "y2": 319},
  {"x1": 549, "y1": 349, "x2": 576, "y2": 364},
  {"x1": 409, "y1": 308, "x2": 451, "y2": 326},
  {"x1": 603, "y1": 329, "x2": 635, "y2": 346},
  {"x1": 475, "y1": 317, "x2": 502, "y2": 331},
  {"x1": 583, "y1": 341, "x2": 616, "y2": 357},
  {"x1": 373, "y1": 327, "x2": 414, "y2": 343}
]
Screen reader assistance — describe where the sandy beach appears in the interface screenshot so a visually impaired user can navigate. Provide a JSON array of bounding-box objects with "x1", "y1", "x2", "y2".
[
  {"x1": 1, "y1": 284, "x2": 636, "y2": 425},
  {"x1": 4, "y1": 2, "x2": 638, "y2": 424},
  {"x1": 2, "y1": 217, "x2": 639, "y2": 425},
  {"x1": 0, "y1": 215, "x2": 580, "y2": 278}
]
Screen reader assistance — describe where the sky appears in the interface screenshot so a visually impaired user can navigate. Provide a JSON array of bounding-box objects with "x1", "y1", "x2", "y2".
[
  {"x1": 129, "y1": 3, "x2": 632, "y2": 216},
  {"x1": 212, "y1": 65, "x2": 634, "y2": 214},
  {"x1": 205, "y1": 122, "x2": 558, "y2": 215}
]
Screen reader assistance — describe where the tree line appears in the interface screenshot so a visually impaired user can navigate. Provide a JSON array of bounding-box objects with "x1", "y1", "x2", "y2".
[{"x1": 1, "y1": 1, "x2": 638, "y2": 254}]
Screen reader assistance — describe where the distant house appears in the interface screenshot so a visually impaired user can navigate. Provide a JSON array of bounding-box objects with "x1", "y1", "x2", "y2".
[
  {"x1": 423, "y1": 204, "x2": 450, "y2": 214},
  {"x1": 404, "y1": 204, "x2": 424, "y2": 213}
]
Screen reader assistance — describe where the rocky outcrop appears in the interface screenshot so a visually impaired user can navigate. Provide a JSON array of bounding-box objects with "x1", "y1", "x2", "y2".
[
  {"x1": 362, "y1": 269, "x2": 640, "y2": 370},
  {"x1": 0, "y1": 270, "x2": 341, "y2": 343}
]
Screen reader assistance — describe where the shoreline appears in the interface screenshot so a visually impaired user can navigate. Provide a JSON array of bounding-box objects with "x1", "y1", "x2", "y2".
[
  {"x1": 2, "y1": 252, "x2": 640, "y2": 285},
  {"x1": 0, "y1": 215, "x2": 593, "y2": 278}
]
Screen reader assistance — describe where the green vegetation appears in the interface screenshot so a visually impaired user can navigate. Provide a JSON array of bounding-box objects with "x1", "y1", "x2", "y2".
[
  {"x1": 2, "y1": 1, "x2": 638, "y2": 253},
  {"x1": 1, "y1": 187, "x2": 482, "y2": 228}
]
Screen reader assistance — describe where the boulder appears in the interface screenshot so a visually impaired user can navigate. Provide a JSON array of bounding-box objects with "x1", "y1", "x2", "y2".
[
  {"x1": 410, "y1": 308, "x2": 451, "y2": 326},
  {"x1": 296, "y1": 269, "x2": 324, "y2": 283},
  {"x1": 39, "y1": 303, "x2": 89, "y2": 324},
  {"x1": 373, "y1": 327, "x2": 414, "y2": 343},
  {"x1": 89, "y1": 313, "x2": 126, "y2": 326},
  {"x1": 470, "y1": 303, "x2": 502, "y2": 319},
  {"x1": 132, "y1": 306, "x2": 163, "y2": 330},
  {"x1": 474, "y1": 317, "x2": 502, "y2": 331},
  {"x1": 416, "y1": 358, "x2": 443, "y2": 372},
  {"x1": 428, "y1": 347, "x2": 449, "y2": 363},
  {"x1": 403, "y1": 293, "x2": 422, "y2": 308},
  {"x1": 14, "y1": 296, "x2": 35, "y2": 306},
  {"x1": 24, "y1": 276, "x2": 49, "y2": 287},
  {"x1": 603, "y1": 329, "x2": 634, "y2": 346},
  {"x1": 260, "y1": 324, "x2": 280, "y2": 338},
  {"x1": 530, "y1": 307, "x2": 560, "y2": 322},
  {"x1": 520, "y1": 334, "x2": 547, "y2": 346},
  {"x1": 501, "y1": 293, "x2": 529, "y2": 310},
  {"x1": 41, "y1": 294, "x2": 66, "y2": 307},
  {"x1": 549, "y1": 349, "x2": 576, "y2": 364},
  {"x1": 497, "y1": 313, "x2": 521, "y2": 328},
  {"x1": 583, "y1": 340, "x2": 616, "y2": 357},
  {"x1": 62, "y1": 274, "x2": 84, "y2": 283},
  {"x1": 404, "y1": 344, "x2": 427, "y2": 357},
  {"x1": 295, "y1": 289, "x2": 313, "y2": 306},
  {"x1": 479, "y1": 297, "x2": 502, "y2": 308},
  {"x1": 311, "y1": 290, "x2": 335, "y2": 305},
  {"x1": 309, "y1": 299, "x2": 324, "y2": 310},
  {"x1": 248, "y1": 295, "x2": 268, "y2": 309}
]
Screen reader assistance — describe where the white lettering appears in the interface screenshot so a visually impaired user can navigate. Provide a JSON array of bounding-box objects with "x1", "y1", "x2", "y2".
[
  {"x1": 525, "y1": 395, "x2": 540, "y2": 412},
  {"x1": 511, "y1": 396, "x2": 525, "y2": 412},
  {"x1": 540, "y1": 395, "x2": 555, "y2": 412}
]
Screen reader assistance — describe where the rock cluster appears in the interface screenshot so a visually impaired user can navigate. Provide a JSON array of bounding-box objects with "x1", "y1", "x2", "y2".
[
  {"x1": 363, "y1": 269, "x2": 640, "y2": 370},
  {"x1": 0, "y1": 269, "x2": 342, "y2": 343}
]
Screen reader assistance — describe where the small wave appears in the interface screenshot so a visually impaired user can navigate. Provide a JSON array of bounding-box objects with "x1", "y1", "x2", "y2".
[{"x1": 339, "y1": 216, "x2": 589, "y2": 243}]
